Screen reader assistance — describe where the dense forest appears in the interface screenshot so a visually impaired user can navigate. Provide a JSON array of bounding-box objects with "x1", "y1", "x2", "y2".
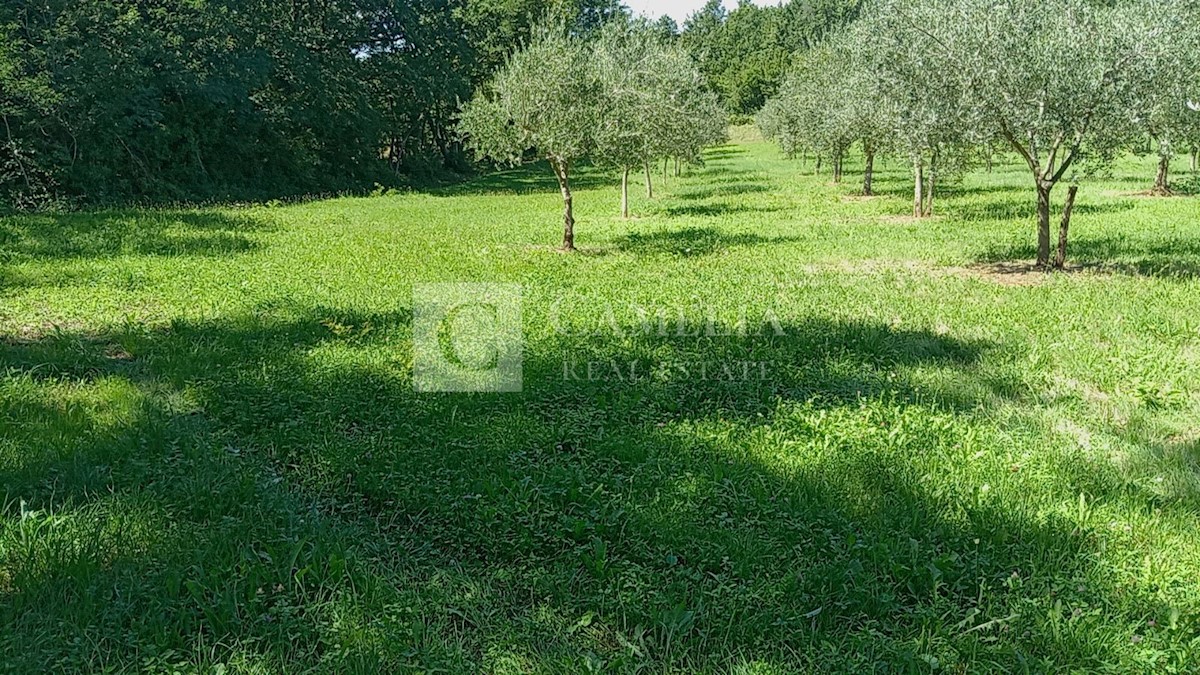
[{"x1": 0, "y1": 0, "x2": 858, "y2": 209}]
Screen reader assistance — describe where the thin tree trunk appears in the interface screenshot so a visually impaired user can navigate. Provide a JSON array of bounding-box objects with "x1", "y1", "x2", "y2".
[
  {"x1": 924, "y1": 150, "x2": 937, "y2": 217},
  {"x1": 1036, "y1": 180, "x2": 1053, "y2": 268},
  {"x1": 2, "y1": 114, "x2": 35, "y2": 192},
  {"x1": 1154, "y1": 154, "x2": 1171, "y2": 195},
  {"x1": 1055, "y1": 185, "x2": 1079, "y2": 270},
  {"x1": 863, "y1": 150, "x2": 875, "y2": 196},
  {"x1": 986, "y1": 150, "x2": 993, "y2": 173},
  {"x1": 552, "y1": 158, "x2": 576, "y2": 251},
  {"x1": 815, "y1": 156, "x2": 823, "y2": 176},
  {"x1": 621, "y1": 166, "x2": 630, "y2": 219},
  {"x1": 674, "y1": 157, "x2": 680, "y2": 177},
  {"x1": 663, "y1": 157, "x2": 669, "y2": 183},
  {"x1": 913, "y1": 156, "x2": 924, "y2": 218},
  {"x1": 1191, "y1": 146, "x2": 1197, "y2": 172},
  {"x1": 644, "y1": 162, "x2": 653, "y2": 199},
  {"x1": 924, "y1": 169, "x2": 935, "y2": 216}
]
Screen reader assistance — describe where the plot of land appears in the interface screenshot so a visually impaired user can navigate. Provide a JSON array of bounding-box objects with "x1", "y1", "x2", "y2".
[{"x1": 2, "y1": 133, "x2": 1200, "y2": 672}]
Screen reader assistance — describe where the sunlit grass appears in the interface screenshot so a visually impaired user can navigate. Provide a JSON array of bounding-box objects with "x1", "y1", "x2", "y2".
[{"x1": 2, "y1": 131, "x2": 1200, "y2": 671}]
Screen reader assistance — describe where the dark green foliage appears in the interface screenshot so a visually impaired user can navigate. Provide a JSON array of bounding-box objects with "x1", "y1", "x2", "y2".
[
  {"x1": 680, "y1": 0, "x2": 863, "y2": 115},
  {"x1": 3, "y1": 1, "x2": 379, "y2": 206},
  {"x1": 461, "y1": 0, "x2": 625, "y2": 75},
  {"x1": 0, "y1": 0, "x2": 622, "y2": 208}
]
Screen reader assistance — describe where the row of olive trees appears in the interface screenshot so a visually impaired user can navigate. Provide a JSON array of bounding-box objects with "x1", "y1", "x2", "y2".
[
  {"x1": 760, "y1": 0, "x2": 1200, "y2": 269},
  {"x1": 758, "y1": 43, "x2": 898, "y2": 197},
  {"x1": 458, "y1": 18, "x2": 726, "y2": 251}
]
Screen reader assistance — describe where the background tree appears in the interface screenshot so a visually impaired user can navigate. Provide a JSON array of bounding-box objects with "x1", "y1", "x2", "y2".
[
  {"x1": 458, "y1": 20, "x2": 599, "y2": 251},
  {"x1": 860, "y1": 5, "x2": 983, "y2": 218},
  {"x1": 681, "y1": 0, "x2": 863, "y2": 115},
  {"x1": 460, "y1": 0, "x2": 624, "y2": 77},
  {"x1": 1133, "y1": 0, "x2": 1200, "y2": 195},
  {"x1": 0, "y1": 0, "x2": 631, "y2": 208},
  {"x1": 760, "y1": 37, "x2": 893, "y2": 195},
  {"x1": 0, "y1": 24, "x2": 58, "y2": 209},
  {"x1": 362, "y1": 0, "x2": 476, "y2": 178},
  {"x1": 593, "y1": 18, "x2": 667, "y2": 218}
]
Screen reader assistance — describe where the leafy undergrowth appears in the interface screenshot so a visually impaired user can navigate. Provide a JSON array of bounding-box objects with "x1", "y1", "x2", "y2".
[{"x1": 2, "y1": 133, "x2": 1200, "y2": 672}]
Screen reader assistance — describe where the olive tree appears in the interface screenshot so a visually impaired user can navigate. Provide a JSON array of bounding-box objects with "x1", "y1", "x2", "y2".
[
  {"x1": 650, "y1": 51, "x2": 727, "y2": 182},
  {"x1": 761, "y1": 47, "x2": 858, "y2": 184},
  {"x1": 852, "y1": 87, "x2": 897, "y2": 197},
  {"x1": 860, "y1": 6, "x2": 983, "y2": 217},
  {"x1": 1135, "y1": 0, "x2": 1200, "y2": 194},
  {"x1": 840, "y1": 32, "x2": 899, "y2": 197},
  {"x1": 761, "y1": 35, "x2": 896, "y2": 196},
  {"x1": 756, "y1": 95, "x2": 800, "y2": 158},
  {"x1": 593, "y1": 19, "x2": 662, "y2": 218},
  {"x1": 458, "y1": 22, "x2": 599, "y2": 251},
  {"x1": 591, "y1": 19, "x2": 722, "y2": 218},
  {"x1": 875, "y1": 0, "x2": 1159, "y2": 268}
]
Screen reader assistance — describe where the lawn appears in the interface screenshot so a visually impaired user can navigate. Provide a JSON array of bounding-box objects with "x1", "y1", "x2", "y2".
[{"x1": 2, "y1": 128, "x2": 1200, "y2": 673}]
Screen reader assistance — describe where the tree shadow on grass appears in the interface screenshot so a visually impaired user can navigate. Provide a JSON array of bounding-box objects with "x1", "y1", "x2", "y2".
[
  {"x1": 675, "y1": 182, "x2": 772, "y2": 202},
  {"x1": 683, "y1": 165, "x2": 760, "y2": 180},
  {"x1": 702, "y1": 146, "x2": 746, "y2": 161},
  {"x1": 613, "y1": 226, "x2": 801, "y2": 257},
  {"x1": 662, "y1": 202, "x2": 787, "y2": 219},
  {"x1": 863, "y1": 179, "x2": 1030, "y2": 203},
  {"x1": 976, "y1": 235, "x2": 1200, "y2": 280},
  {"x1": 0, "y1": 308, "x2": 1182, "y2": 669},
  {"x1": 0, "y1": 210, "x2": 269, "y2": 262},
  {"x1": 429, "y1": 162, "x2": 612, "y2": 198},
  {"x1": 951, "y1": 198, "x2": 1136, "y2": 223}
]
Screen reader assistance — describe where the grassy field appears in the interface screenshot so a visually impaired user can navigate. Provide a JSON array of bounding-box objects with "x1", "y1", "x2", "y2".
[{"x1": 3, "y1": 128, "x2": 1200, "y2": 673}]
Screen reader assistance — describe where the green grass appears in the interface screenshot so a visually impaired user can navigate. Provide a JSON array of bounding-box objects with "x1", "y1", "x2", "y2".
[{"x1": 3, "y1": 128, "x2": 1200, "y2": 672}]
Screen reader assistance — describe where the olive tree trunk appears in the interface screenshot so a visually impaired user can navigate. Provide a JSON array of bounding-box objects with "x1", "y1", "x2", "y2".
[
  {"x1": 552, "y1": 158, "x2": 576, "y2": 251},
  {"x1": 644, "y1": 162, "x2": 653, "y2": 199},
  {"x1": 923, "y1": 150, "x2": 938, "y2": 217},
  {"x1": 863, "y1": 150, "x2": 875, "y2": 196},
  {"x1": 1055, "y1": 185, "x2": 1079, "y2": 269},
  {"x1": 1191, "y1": 146, "x2": 1198, "y2": 172},
  {"x1": 1036, "y1": 180, "x2": 1053, "y2": 267},
  {"x1": 621, "y1": 166, "x2": 630, "y2": 219},
  {"x1": 1153, "y1": 154, "x2": 1171, "y2": 195},
  {"x1": 913, "y1": 156, "x2": 924, "y2": 218},
  {"x1": 1000, "y1": 126, "x2": 1080, "y2": 270}
]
